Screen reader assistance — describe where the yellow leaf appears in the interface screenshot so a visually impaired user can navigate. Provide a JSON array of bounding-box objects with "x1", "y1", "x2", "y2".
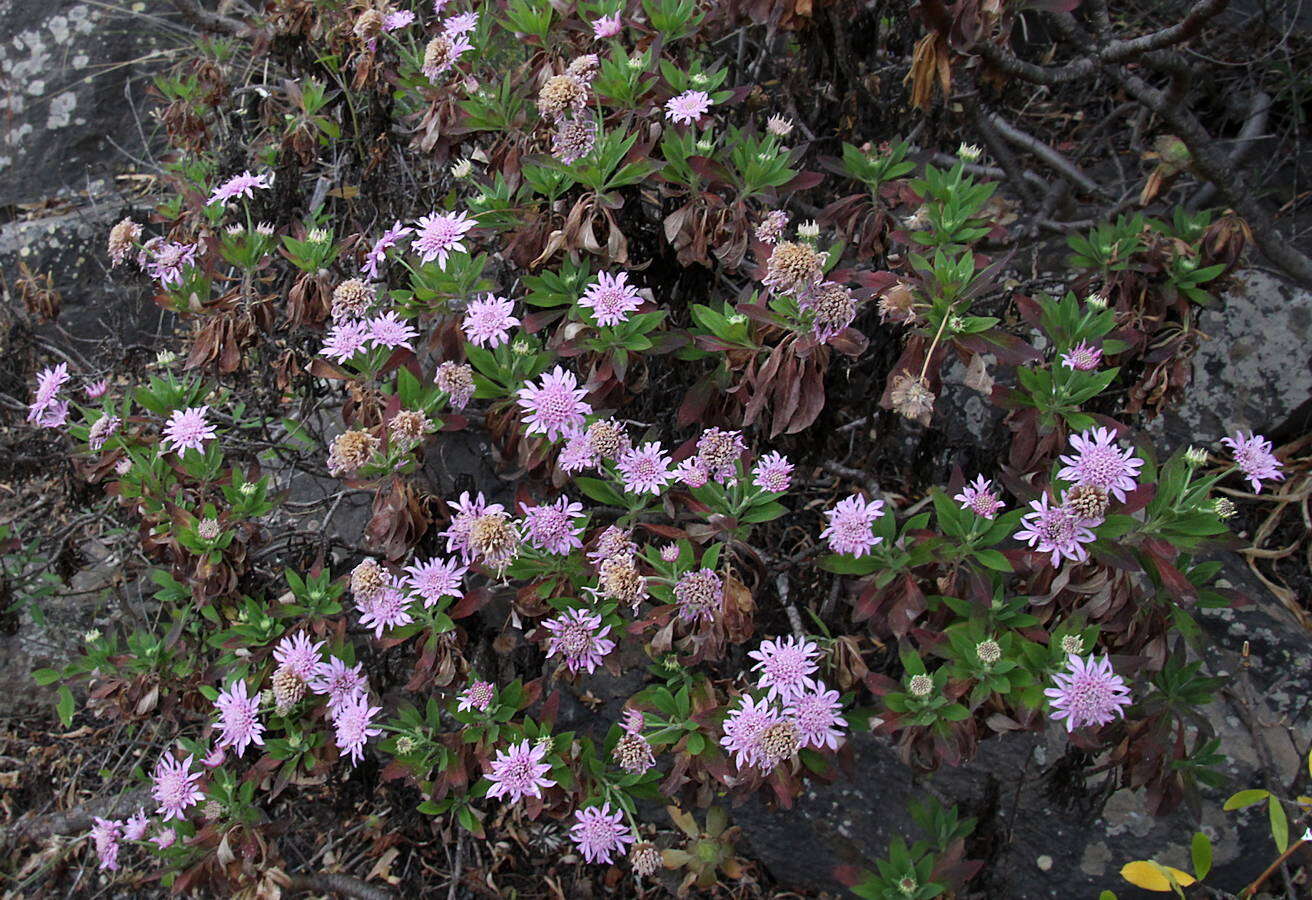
[{"x1": 1120, "y1": 861, "x2": 1197, "y2": 892}]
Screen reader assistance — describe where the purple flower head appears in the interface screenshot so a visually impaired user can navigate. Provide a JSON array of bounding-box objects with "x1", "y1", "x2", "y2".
[
  {"x1": 954, "y1": 475, "x2": 1004, "y2": 519},
  {"x1": 622, "y1": 709, "x2": 645, "y2": 734},
  {"x1": 1045, "y1": 653, "x2": 1131, "y2": 731},
  {"x1": 140, "y1": 238, "x2": 198, "y2": 288},
  {"x1": 90, "y1": 817, "x2": 122, "y2": 870},
  {"x1": 333, "y1": 693, "x2": 383, "y2": 764},
  {"x1": 592, "y1": 12, "x2": 621, "y2": 39},
  {"x1": 357, "y1": 579, "x2": 414, "y2": 639},
  {"x1": 462, "y1": 294, "x2": 519, "y2": 347},
  {"x1": 31, "y1": 363, "x2": 69, "y2": 411},
  {"x1": 659, "y1": 543, "x2": 680, "y2": 563},
  {"x1": 150, "y1": 828, "x2": 176, "y2": 850},
  {"x1": 214, "y1": 679, "x2": 265, "y2": 757},
  {"x1": 1221, "y1": 431, "x2": 1284, "y2": 493},
  {"x1": 820, "y1": 494, "x2": 886, "y2": 557},
  {"x1": 312, "y1": 657, "x2": 368, "y2": 716},
  {"x1": 752, "y1": 451, "x2": 794, "y2": 493},
  {"x1": 551, "y1": 116, "x2": 597, "y2": 165},
  {"x1": 748, "y1": 635, "x2": 821, "y2": 702},
  {"x1": 616, "y1": 442, "x2": 674, "y2": 495},
  {"x1": 442, "y1": 11, "x2": 478, "y2": 36},
  {"x1": 1060, "y1": 341, "x2": 1102, "y2": 371},
  {"x1": 458, "y1": 680, "x2": 495, "y2": 713},
  {"x1": 123, "y1": 809, "x2": 150, "y2": 842},
  {"x1": 162, "y1": 406, "x2": 217, "y2": 455},
  {"x1": 674, "y1": 568, "x2": 723, "y2": 623},
  {"x1": 367, "y1": 311, "x2": 419, "y2": 351},
  {"x1": 208, "y1": 170, "x2": 272, "y2": 206},
  {"x1": 404, "y1": 556, "x2": 467, "y2": 608},
  {"x1": 521, "y1": 496, "x2": 586, "y2": 555},
  {"x1": 1014, "y1": 494, "x2": 1098, "y2": 567},
  {"x1": 151, "y1": 753, "x2": 204, "y2": 822},
  {"x1": 755, "y1": 210, "x2": 789, "y2": 245},
  {"x1": 382, "y1": 9, "x2": 414, "y2": 30},
  {"x1": 421, "y1": 33, "x2": 474, "y2": 81},
  {"x1": 570, "y1": 803, "x2": 634, "y2": 864},
  {"x1": 517, "y1": 366, "x2": 591, "y2": 441},
  {"x1": 202, "y1": 743, "x2": 226, "y2": 769},
  {"x1": 675, "y1": 457, "x2": 709, "y2": 488},
  {"x1": 587, "y1": 525, "x2": 636, "y2": 568},
  {"x1": 412, "y1": 209, "x2": 475, "y2": 268},
  {"x1": 321, "y1": 319, "x2": 372, "y2": 362},
  {"x1": 544, "y1": 608, "x2": 615, "y2": 674},
  {"x1": 486, "y1": 739, "x2": 555, "y2": 803},
  {"x1": 665, "y1": 90, "x2": 712, "y2": 125},
  {"x1": 720, "y1": 695, "x2": 796, "y2": 771},
  {"x1": 273, "y1": 632, "x2": 325, "y2": 681},
  {"x1": 85, "y1": 378, "x2": 110, "y2": 399},
  {"x1": 362, "y1": 221, "x2": 412, "y2": 279},
  {"x1": 442, "y1": 491, "x2": 505, "y2": 561},
  {"x1": 695, "y1": 427, "x2": 747, "y2": 484},
  {"x1": 785, "y1": 684, "x2": 848, "y2": 751},
  {"x1": 1057, "y1": 426, "x2": 1143, "y2": 503},
  {"x1": 559, "y1": 430, "x2": 598, "y2": 473},
  {"x1": 88, "y1": 414, "x2": 121, "y2": 451},
  {"x1": 579, "y1": 271, "x2": 643, "y2": 327}
]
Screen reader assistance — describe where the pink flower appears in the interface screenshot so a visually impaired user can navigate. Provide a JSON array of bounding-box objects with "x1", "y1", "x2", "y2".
[
  {"x1": 1060, "y1": 341, "x2": 1102, "y2": 371},
  {"x1": 367, "y1": 311, "x2": 419, "y2": 351},
  {"x1": 462, "y1": 294, "x2": 519, "y2": 347},
  {"x1": 486, "y1": 740, "x2": 555, "y2": 803},
  {"x1": 1045, "y1": 653, "x2": 1131, "y2": 731},
  {"x1": 517, "y1": 366, "x2": 591, "y2": 441},
  {"x1": 162, "y1": 406, "x2": 217, "y2": 455},
  {"x1": 1221, "y1": 431, "x2": 1285, "y2": 493},
  {"x1": 382, "y1": 9, "x2": 414, "y2": 30},
  {"x1": 321, "y1": 319, "x2": 372, "y2": 362},
  {"x1": 521, "y1": 496, "x2": 586, "y2": 555},
  {"x1": 660, "y1": 543, "x2": 680, "y2": 563},
  {"x1": 587, "y1": 526, "x2": 636, "y2": 568},
  {"x1": 665, "y1": 90, "x2": 712, "y2": 125},
  {"x1": 695, "y1": 427, "x2": 746, "y2": 483},
  {"x1": 442, "y1": 491, "x2": 505, "y2": 561},
  {"x1": 434, "y1": 360, "x2": 475, "y2": 408},
  {"x1": 208, "y1": 170, "x2": 271, "y2": 206},
  {"x1": 214, "y1": 679, "x2": 265, "y2": 757},
  {"x1": 673, "y1": 568, "x2": 722, "y2": 623},
  {"x1": 28, "y1": 363, "x2": 70, "y2": 427},
  {"x1": 362, "y1": 221, "x2": 412, "y2": 279},
  {"x1": 752, "y1": 451, "x2": 793, "y2": 493},
  {"x1": 544, "y1": 607, "x2": 615, "y2": 674},
  {"x1": 332, "y1": 693, "x2": 383, "y2": 764},
  {"x1": 412, "y1": 210, "x2": 475, "y2": 268},
  {"x1": 755, "y1": 210, "x2": 788, "y2": 245},
  {"x1": 202, "y1": 743, "x2": 226, "y2": 768},
  {"x1": 592, "y1": 13, "x2": 621, "y2": 39},
  {"x1": 150, "y1": 828, "x2": 176, "y2": 850},
  {"x1": 616, "y1": 442, "x2": 674, "y2": 495},
  {"x1": 421, "y1": 33, "x2": 474, "y2": 81},
  {"x1": 273, "y1": 633, "x2": 325, "y2": 680},
  {"x1": 954, "y1": 475, "x2": 1003, "y2": 519},
  {"x1": 622, "y1": 709, "x2": 645, "y2": 734},
  {"x1": 357, "y1": 580, "x2": 414, "y2": 638},
  {"x1": 1057, "y1": 426, "x2": 1143, "y2": 503},
  {"x1": 579, "y1": 271, "x2": 643, "y2": 327},
  {"x1": 558, "y1": 431, "x2": 597, "y2": 472},
  {"x1": 570, "y1": 803, "x2": 634, "y2": 864},
  {"x1": 90, "y1": 817, "x2": 122, "y2": 870},
  {"x1": 442, "y1": 11, "x2": 478, "y2": 36},
  {"x1": 675, "y1": 457, "x2": 709, "y2": 488},
  {"x1": 152, "y1": 753, "x2": 204, "y2": 822},
  {"x1": 88, "y1": 414, "x2": 120, "y2": 451},
  {"x1": 85, "y1": 378, "x2": 109, "y2": 399},
  {"x1": 404, "y1": 556, "x2": 467, "y2": 608},
  {"x1": 1014, "y1": 494, "x2": 1098, "y2": 567},
  {"x1": 551, "y1": 117, "x2": 597, "y2": 164},
  {"x1": 720, "y1": 695, "x2": 789, "y2": 771},
  {"x1": 785, "y1": 685, "x2": 848, "y2": 751},
  {"x1": 123, "y1": 809, "x2": 150, "y2": 842},
  {"x1": 820, "y1": 494, "x2": 885, "y2": 557},
  {"x1": 312, "y1": 657, "x2": 368, "y2": 715},
  {"x1": 139, "y1": 237, "x2": 197, "y2": 288},
  {"x1": 458, "y1": 680, "x2": 495, "y2": 713},
  {"x1": 748, "y1": 635, "x2": 820, "y2": 702}
]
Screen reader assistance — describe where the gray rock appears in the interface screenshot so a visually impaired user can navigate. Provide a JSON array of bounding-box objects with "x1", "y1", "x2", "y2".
[{"x1": 1153, "y1": 269, "x2": 1312, "y2": 451}]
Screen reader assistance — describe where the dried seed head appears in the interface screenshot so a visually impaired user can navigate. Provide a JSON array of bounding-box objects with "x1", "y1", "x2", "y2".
[
  {"x1": 351, "y1": 558, "x2": 388, "y2": 601},
  {"x1": 550, "y1": 116, "x2": 597, "y2": 164},
  {"x1": 327, "y1": 429, "x2": 380, "y2": 477},
  {"x1": 469, "y1": 512, "x2": 520, "y2": 569},
  {"x1": 354, "y1": 8, "x2": 385, "y2": 40},
  {"x1": 598, "y1": 553, "x2": 647, "y2": 609},
  {"x1": 434, "y1": 361, "x2": 475, "y2": 409},
  {"x1": 1064, "y1": 483, "x2": 1109, "y2": 521},
  {"x1": 272, "y1": 665, "x2": 306, "y2": 712},
  {"x1": 630, "y1": 842, "x2": 662, "y2": 878},
  {"x1": 388, "y1": 409, "x2": 431, "y2": 449},
  {"x1": 758, "y1": 720, "x2": 800, "y2": 768},
  {"x1": 537, "y1": 74, "x2": 589, "y2": 120},
  {"x1": 585, "y1": 419, "x2": 629, "y2": 459},
  {"x1": 565, "y1": 53, "x2": 600, "y2": 82},
  {"x1": 107, "y1": 218, "x2": 142, "y2": 266},
  {"x1": 332, "y1": 278, "x2": 375, "y2": 320},
  {"x1": 807, "y1": 281, "x2": 856, "y2": 340},
  {"x1": 613, "y1": 733, "x2": 655, "y2": 774},
  {"x1": 763, "y1": 241, "x2": 826, "y2": 295},
  {"x1": 422, "y1": 36, "x2": 458, "y2": 76},
  {"x1": 889, "y1": 371, "x2": 935, "y2": 426}
]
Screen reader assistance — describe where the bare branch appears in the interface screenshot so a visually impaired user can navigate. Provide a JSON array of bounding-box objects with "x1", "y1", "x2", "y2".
[
  {"x1": 984, "y1": 111, "x2": 1110, "y2": 197},
  {"x1": 1100, "y1": 0, "x2": 1231, "y2": 62}
]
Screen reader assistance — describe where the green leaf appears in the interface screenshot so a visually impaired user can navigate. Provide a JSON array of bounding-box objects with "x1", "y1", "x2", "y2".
[
  {"x1": 573, "y1": 477, "x2": 626, "y2": 507},
  {"x1": 1268, "y1": 794, "x2": 1289, "y2": 852},
  {"x1": 972, "y1": 549, "x2": 1012, "y2": 572},
  {"x1": 1190, "y1": 831, "x2": 1212, "y2": 880},
  {"x1": 32, "y1": 668, "x2": 61, "y2": 686},
  {"x1": 1223, "y1": 788, "x2": 1270, "y2": 810},
  {"x1": 686, "y1": 732, "x2": 705, "y2": 755},
  {"x1": 56, "y1": 685, "x2": 75, "y2": 727}
]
